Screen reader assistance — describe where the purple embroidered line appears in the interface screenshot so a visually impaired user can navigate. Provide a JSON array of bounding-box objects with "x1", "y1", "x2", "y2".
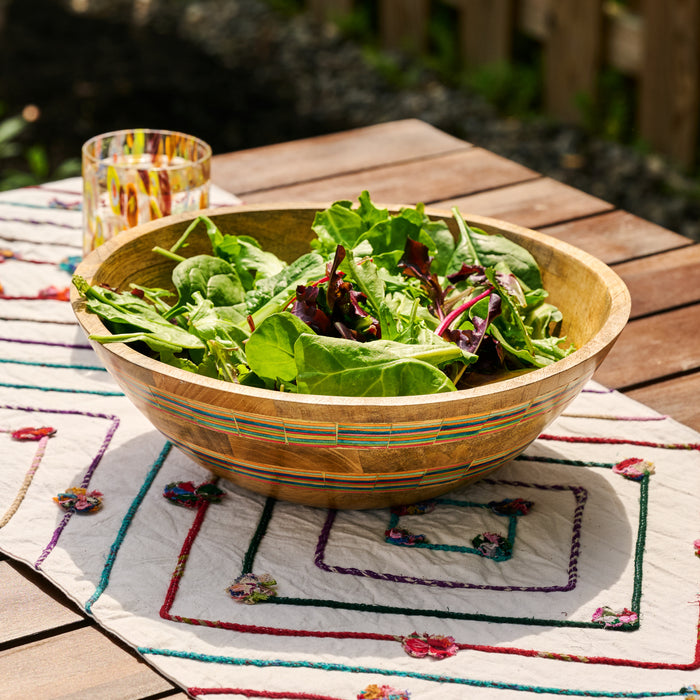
[
  {"x1": 0, "y1": 215, "x2": 80, "y2": 230},
  {"x1": 15, "y1": 405, "x2": 121, "y2": 569},
  {"x1": 581, "y1": 386, "x2": 615, "y2": 394},
  {"x1": 314, "y1": 478, "x2": 587, "y2": 592},
  {"x1": 0, "y1": 234, "x2": 80, "y2": 248},
  {"x1": 0, "y1": 336, "x2": 92, "y2": 350}
]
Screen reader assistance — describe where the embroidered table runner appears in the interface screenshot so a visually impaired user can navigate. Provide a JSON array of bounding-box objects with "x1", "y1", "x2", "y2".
[{"x1": 1, "y1": 178, "x2": 700, "y2": 700}]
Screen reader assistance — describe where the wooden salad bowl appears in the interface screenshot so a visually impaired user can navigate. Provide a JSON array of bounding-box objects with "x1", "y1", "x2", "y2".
[{"x1": 71, "y1": 204, "x2": 631, "y2": 509}]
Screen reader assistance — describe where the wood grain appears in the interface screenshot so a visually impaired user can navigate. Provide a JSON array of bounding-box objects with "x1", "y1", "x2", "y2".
[
  {"x1": 612, "y1": 244, "x2": 700, "y2": 318},
  {"x1": 437, "y1": 177, "x2": 613, "y2": 229},
  {"x1": 541, "y1": 210, "x2": 692, "y2": 265},
  {"x1": 211, "y1": 118, "x2": 469, "y2": 195},
  {"x1": 0, "y1": 627, "x2": 176, "y2": 699},
  {"x1": 625, "y1": 370, "x2": 700, "y2": 432},
  {"x1": 594, "y1": 304, "x2": 700, "y2": 389},
  {"x1": 0, "y1": 561, "x2": 84, "y2": 644},
  {"x1": 239, "y1": 147, "x2": 538, "y2": 206}
]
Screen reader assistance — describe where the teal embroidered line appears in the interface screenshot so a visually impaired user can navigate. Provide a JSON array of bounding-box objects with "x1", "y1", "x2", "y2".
[
  {"x1": 241, "y1": 497, "x2": 276, "y2": 575},
  {"x1": 85, "y1": 441, "x2": 172, "y2": 613},
  {"x1": 0, "y1": 199, "x2": 80, "y2": 211},
  {"x1": 136, "y1": 647, "x2": 681, "y2": 697},
  {"x1": 235, "y1": 466, "x2": 643, "y2": 629},
  {"x1": 0, "y1": 357, "x2": 107, "y2": 371},
  {"x1": 387, "y1": 497, "x2": 520, "y2": 559},
  {"x1": 0, "y1": 381, "x2": 123, "y2": 396}
]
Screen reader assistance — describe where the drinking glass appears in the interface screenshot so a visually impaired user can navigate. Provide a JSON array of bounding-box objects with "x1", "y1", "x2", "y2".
[{"x1": 82, "y1": 128, "x2": 211, "y2": 255}]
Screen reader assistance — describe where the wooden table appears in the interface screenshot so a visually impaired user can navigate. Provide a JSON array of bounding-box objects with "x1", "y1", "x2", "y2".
[{"x1": 2, "y1": 118, "x2": 698, "y2": 698}]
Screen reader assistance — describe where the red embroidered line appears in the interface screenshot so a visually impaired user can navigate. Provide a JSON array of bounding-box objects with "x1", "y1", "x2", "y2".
[
  {"x1": 160, "y1": 496, "x2": 392, "y2": 643},
  {"x1": 161, "y1": 439, "x2": 700, "y2": 670},
  {"x1": 540, "y1": 434, "x2": 700, "y2": 451},
  {"x1": 453, "y1": 605, "x2": 700, "y2": 668},
  {"x1": 188, "y1": 688, "x2": 345, "y2": 699}
]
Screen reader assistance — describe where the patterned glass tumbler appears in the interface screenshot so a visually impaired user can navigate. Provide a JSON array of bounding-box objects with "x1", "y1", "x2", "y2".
[{"x1": 82, "y1": 128, "x2": 211, "y2": 256}]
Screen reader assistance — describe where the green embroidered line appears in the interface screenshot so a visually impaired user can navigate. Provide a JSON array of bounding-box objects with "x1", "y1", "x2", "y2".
[
  {"x1": 241, "y1": 497, "x2": 276, "y2": 575},
  {"x1": 85, "y1": 441, "x2": 172, "y2": 613},
  {"x1": 518, "y1": 454, "x2": 649, "y2": 622},
  {"x1": 631, "y1": 475, "x2": 649, "y2": 615},
  {"x1": 0, "y1": 357, "x2": 107, "y2": 371},
  {"x1": 0, "y1": 381, "x2": 123, "y2": 396},
  {"x1": 235, "y1": 466, "x2": 643, "y2": 629},
  {"x1": 136, "y1": 647, "x2": 681, "y2": 697},
  {"x1": 517, "y1": 455, "x2": 616, "y2": 468}
]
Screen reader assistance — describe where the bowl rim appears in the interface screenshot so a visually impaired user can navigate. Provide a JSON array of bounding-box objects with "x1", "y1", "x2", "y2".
[{"x1": 71, "y1": 202, "x2": 632, "y2": 408}]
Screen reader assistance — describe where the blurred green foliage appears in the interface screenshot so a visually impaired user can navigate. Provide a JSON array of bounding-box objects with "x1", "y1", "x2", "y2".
[{"x1": 0, "y1": 102, "x2": 81, "y2": 191}]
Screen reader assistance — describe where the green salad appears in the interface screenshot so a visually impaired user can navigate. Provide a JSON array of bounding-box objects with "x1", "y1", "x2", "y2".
[{"x1": 73, "y1": 192, "x2": 575, "y2": 397}]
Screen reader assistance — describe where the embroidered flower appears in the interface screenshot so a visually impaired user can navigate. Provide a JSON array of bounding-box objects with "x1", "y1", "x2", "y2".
[
  {"x1": 226, "y1": 573, "x2": 277, "y2": 604},
  {"x1": 592, "y1": 605, "x2": 638, "y2": 628},
  {"x1": 38, "y1": 285, "x2": 70, "y2": 301},
  {"x1": 54, "y1": 487, "x2": 103, "y2": 513},
  {"x1": 163, "y1": 481, "x2": 225, "y2": 507},
  {"x1": 398, "y1": 631, "x2": 457, "y2": 660},
  {"x1": 0, "y1": 248, "x2": 16, "y2": 262},
  {"x1": 488, "y1": 497, "x2": 533, "y2": 515},
  {"x1": 391, "y1": 500, "x2": 436, "y2": 516},
  {"x1": 682, "y1": 684, "x2": 700, "y2": 699},
  {"x1": 472, "y1": 531, "x2": 512, "y2": 559},
  {"x1": 358, "y1": 684, "x2": 410, "y2": 699},
  {"x1": 11, "y1": 426, "x2": 56, "y2": 441},
  {"x1": 385, "y1": 527, "x2": 427, "y2": 546},
  {"x1": 694, "y1": 540, "x2": 700, "y2": 558},
  {"x1": 612, "y1": 458, "x2": 655, "y2": 481}
]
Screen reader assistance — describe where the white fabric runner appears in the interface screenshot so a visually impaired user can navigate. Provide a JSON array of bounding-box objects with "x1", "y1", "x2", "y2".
[{"x1": 1, "y1": 178, "x2": 699, "y2": 699}]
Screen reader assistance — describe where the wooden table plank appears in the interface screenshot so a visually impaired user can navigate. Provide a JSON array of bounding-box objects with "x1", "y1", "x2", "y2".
[
  {"x1": 625, "y1": 371, "x2": 700, "y2": 433},
  {"x1": 211, "y1": 118, "x2": 470, "y2": 195},
  {"x1": 612, "y1": 244, "x2": 700, "y2": 318},
  {"x1": 541, "y1": 210, "x2": 692, "y2": 265},
  {"x1": 0, "y1": 627, "x2": 178, "y2": 699},
  {"x1": 436, "y1": 177, "x2": 614, "y2": 229},
  {"x1": 237, "y1": 148, "x2": 538, "y2": 206},
  {"x1": 593, "y1": 304, "x2": 700, "y2": 389},
  {"x1": 0, "y1": 561, "x2": 85, "y2": 644}
]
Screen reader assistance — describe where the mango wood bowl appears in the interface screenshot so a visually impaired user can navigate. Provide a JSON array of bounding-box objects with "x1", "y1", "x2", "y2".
[{"x1": 71, "y1": 204, "x2": 631, "y2": 509}]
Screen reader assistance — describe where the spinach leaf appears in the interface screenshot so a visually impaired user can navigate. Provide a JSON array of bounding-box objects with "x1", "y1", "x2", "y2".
[
  {"x1": 172, "y1": 254, "x2": 245, "y2": 307},
  {"x1": 246, "y1": 311, "x2": 313, "y2": 383},
  {"x1": 294, "y1": 334, "x2": 457, "y2": 396},
  {"x1": 245, "y1": 252, "x2": 325, "y2": 315},
  {"x1": 311, "y1": 200, "x2": 368, "y2": 257}
]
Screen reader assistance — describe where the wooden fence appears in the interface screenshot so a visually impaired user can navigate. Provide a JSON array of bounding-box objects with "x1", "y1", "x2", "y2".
[{"x1": 308, "y1": 0, "x2": 700, "y2": 170}]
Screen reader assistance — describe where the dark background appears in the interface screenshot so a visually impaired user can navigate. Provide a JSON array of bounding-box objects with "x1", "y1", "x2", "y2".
[{"x1": 2, "y1": 0, "x2": 700, "y2": 241}]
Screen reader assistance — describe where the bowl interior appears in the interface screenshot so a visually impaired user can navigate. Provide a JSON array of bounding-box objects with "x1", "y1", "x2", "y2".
[{"x1": 78, "y1": 204, "x2": 625, "y2": 358}]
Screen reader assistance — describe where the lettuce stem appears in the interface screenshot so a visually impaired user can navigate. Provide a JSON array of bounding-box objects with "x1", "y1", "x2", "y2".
[{"x1": 435, "y1": 287, "x2": 492, "y2": 336}]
